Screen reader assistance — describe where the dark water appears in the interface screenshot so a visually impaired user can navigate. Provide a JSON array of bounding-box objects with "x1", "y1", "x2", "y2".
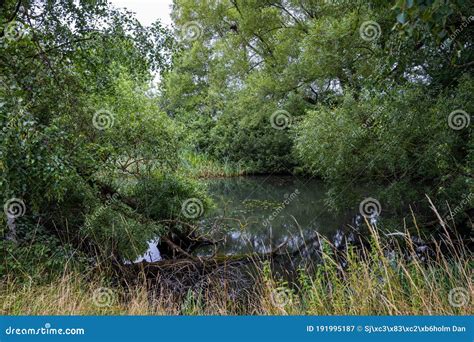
[{"x1": 198, "y1": 175, "x2": 354, "y2": 256}]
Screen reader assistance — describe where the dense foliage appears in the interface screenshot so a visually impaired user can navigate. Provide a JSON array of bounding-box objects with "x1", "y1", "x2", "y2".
[
  {"x1": 1, "y1": 0, "x2": 473, "y2": 279},
  {"x1": 0, "y1": 0, "x2": 208, "y2": 277},
  {"x1": 165, "y1": 0, "x2": 473, "y2": 218}
]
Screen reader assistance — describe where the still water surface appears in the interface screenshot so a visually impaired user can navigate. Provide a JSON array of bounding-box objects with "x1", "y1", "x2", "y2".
[{"x1": 199, "y1": 175, "x2": 354, "y2": 256}]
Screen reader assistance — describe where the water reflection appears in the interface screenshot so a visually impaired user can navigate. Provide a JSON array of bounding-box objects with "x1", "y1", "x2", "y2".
[
  {"x1": 199, "y1": 176, "x2": 354, "y2": 255},
  {"x1": 125, "y1": 238, "x2": 162, "y2": 264}
]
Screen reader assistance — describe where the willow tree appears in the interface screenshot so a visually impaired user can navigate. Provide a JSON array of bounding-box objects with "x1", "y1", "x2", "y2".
[{"x1": 164, "y1": 0, "x2": 472, "y2": 222}]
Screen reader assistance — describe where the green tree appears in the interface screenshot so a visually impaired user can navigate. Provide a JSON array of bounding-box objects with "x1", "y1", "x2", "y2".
[
  {"x1": 0, "y1": 0, "x2": 206, "y2": 276},
  {"x1": 165, "y1": 0, "x2": 473, "y2": 220}
]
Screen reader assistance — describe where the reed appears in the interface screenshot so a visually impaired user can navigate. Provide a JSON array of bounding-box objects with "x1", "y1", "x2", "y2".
[
  {"x1": 1, "y1": 227, "x2": 471, "y2": 316},
  {"x1": 180, "y1": 151, "x2": 251, "y2": 178}
]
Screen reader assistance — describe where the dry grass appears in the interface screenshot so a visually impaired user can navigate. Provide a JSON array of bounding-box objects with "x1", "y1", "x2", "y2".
[{"x1": 1, "y1": 227, "x2": 472, "y2": 316}]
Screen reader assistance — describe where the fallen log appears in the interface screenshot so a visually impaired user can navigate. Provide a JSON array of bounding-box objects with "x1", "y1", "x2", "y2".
[{"x1": 120, "y1": 238, "x2": 289, "y2": 279}]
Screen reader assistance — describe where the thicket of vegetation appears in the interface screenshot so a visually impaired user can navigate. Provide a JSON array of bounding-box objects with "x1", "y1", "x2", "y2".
[
  {"x1": 2, "y1": 231, "x2": 472, "y2": 315},
  {"x1": 167, "y1": 0, "x2": 473, "y2": 215},
  {"x1": 0, "y1": 0, "x2": 472, "y2": 315},
  {"x1": 0, "y1": 0, "x2": 211, "y2": 277}
]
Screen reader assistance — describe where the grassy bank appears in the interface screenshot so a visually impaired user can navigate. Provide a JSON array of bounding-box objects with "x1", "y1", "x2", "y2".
[
  {"x1": 180, "y1": 151, "x2": 252, "y2": 178},
  {"x1": 1, "y1": 230, "x2": 471, "y2": 315}
]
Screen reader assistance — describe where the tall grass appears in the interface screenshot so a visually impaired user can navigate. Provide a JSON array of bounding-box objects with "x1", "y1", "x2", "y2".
[
  {"x1": 1, "y1": 226, "x2": 471, "y2": 315},
  {"x1": 180, "y1": 151, "x2": 251, "y2": 178}
]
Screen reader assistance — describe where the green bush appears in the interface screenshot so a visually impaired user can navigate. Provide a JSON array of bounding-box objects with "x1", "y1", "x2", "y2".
[
  {"x1": 294, "y1": 76, "x2": 473, "y2": 214},
  {"x1": 0, "y1": 219, "x2": 85, "y2": 281},
  {"x1": 133, "y1": 172, "x2": 212, "y2": 222},
  {"x1": 0, "y1": 2, "x2": 198, "y2": 276}
]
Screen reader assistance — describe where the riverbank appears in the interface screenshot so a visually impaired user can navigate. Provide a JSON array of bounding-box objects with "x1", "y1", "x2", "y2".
[
  {"x1": 2, "y1": 229, "x2": 471, "y2": 315},
  {"x1": 180, "y1": 151, "x2": 253, "y2": 179}
]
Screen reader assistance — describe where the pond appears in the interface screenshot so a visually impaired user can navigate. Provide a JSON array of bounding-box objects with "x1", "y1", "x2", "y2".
[
  {"x1": 131, "y1": 175, "x2": 366, "y2": 263},
  {"x1": 197, "y1": 175, "x2": 356, "y2": 256}
]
